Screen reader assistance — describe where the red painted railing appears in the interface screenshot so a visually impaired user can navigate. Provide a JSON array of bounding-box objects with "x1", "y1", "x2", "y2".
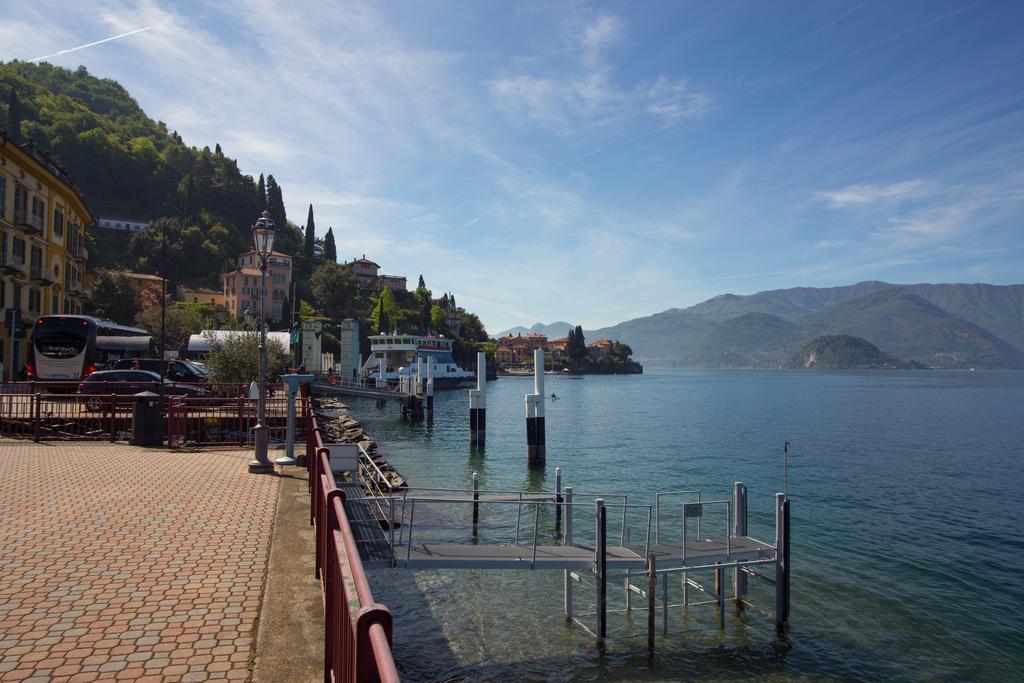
[{"x1": 306, "y1": 401, "x2": 399, "y2": 682}]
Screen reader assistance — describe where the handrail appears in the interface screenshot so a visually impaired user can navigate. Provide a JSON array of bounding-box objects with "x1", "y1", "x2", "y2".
[{"x1": 306, "y1": 399, "x2": 397, "y2": 682}]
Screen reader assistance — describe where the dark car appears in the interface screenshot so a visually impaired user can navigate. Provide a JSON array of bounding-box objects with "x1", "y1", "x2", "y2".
[
  {"x1": 77, "y1": 370, "x2": 209, "y2": 410},
  {"x1": 114, "y1": 358, "x2": 208, "y2": 383}
]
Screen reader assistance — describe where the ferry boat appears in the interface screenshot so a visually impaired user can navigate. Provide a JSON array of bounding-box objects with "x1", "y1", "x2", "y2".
[{"x1": 359, "y1": 333, "x2": 476, "y2": 389}]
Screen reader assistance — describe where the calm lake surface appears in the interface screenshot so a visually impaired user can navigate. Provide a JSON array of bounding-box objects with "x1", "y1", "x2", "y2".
[{"x1": 344, "y1": 369, "x2": 1024, "y2": 681}]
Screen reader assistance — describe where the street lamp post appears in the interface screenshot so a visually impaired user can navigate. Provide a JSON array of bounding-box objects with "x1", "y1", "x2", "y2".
[{"x1": 248, "y1": 210, "x2": 277, "y2": 473}]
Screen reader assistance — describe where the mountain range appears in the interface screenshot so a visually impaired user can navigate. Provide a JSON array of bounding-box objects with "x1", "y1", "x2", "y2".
[
  {"x1": 510, "y1": 282, "x2": 1024, "y2": 369},
  {"x1": 496, "y1": 321, "x2": 575, "y2": 339}
]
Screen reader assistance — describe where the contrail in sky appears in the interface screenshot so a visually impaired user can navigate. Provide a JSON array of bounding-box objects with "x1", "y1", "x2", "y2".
[{"x1": 30, "y1": 26, "x2": 152, "y2": 62}]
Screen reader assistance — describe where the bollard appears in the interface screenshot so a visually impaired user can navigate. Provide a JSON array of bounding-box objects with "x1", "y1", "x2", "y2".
[{"x1": 732, "y1": 482, "x2": 748, "y2": 607}]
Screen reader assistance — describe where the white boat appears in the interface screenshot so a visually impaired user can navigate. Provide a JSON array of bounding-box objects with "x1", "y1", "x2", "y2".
[{"x1": 359, "y1": 333, "x2": 476, "y2": 388}]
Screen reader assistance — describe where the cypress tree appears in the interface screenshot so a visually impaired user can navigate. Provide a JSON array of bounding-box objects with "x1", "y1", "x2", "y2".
[
  {"x1": 7, "y1": 87, "x2": 23, "y2": 143},
  {"x1": 266, "y1": 175, "x2": 287, "y2": 229},
  {"x1": 418, "y1": 274, "x2": 426, "y2": 289},
  {"x1": 257, "y1": 173, "x2": 266, "y2": 209},
  {"x1": 304, "y1": 204, "x2": 316, "y2": 260},
  {"x1": 323, "y1": 227, "x2": 337, "y2": 262}
]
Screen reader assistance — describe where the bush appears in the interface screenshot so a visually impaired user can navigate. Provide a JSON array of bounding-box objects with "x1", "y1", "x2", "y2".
[{"x1": 203, "y1": 331, "x2": 289, "y2": 385}]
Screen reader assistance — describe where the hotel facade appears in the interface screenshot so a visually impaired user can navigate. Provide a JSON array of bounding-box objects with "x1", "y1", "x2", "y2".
[{"x1": 0, "y1": 135, "x2": 91, "y2": 377}]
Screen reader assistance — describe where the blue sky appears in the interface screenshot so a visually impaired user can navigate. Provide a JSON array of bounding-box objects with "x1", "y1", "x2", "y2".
[{"x1": 3, "y1": 0, "x2": 1023, "y2": 332}]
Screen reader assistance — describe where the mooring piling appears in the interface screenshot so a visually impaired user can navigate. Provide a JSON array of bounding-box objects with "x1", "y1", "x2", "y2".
[
  {"x1": 596, "y1": 498, "x2": 607, "y2": 641},
  {"x1": 472, "y1": 472, "x2": 480, "y2": 529},
  {"x1": 469, "y1": 351, "x2": 486, "y2": 448},
  {"x1": 733, "y1": 482, "x2": 748, "y2": 607},
  {"x1": 526, "y1": 348, "x2": 546, "y2": 467},
  {"x1": 775, "y1": 492, "x2": 790, "y2": 631},
  {"x1": 563, "y1": 486, "x2": 574, "y2": 619},
  {"x1": 554, "y1": 467, "x2": 562, "y2": 531},
  {"x1": 425, "y1": 359, "x2": 434, "y2": 418}
]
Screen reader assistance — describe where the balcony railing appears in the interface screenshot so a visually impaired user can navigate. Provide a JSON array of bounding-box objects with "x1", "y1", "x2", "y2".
[
  {"x1": 15, "y1": 213, "x2": 44, "y2": 234},
  {"x1": 71, "y1": 243, "x2": 88, "y2": 261},
  {"x1": 0, "y1": 251, "x2": 26, "y2": 273},
  {"x1": 29, "y1": 264, "x2": 56, "y2": 284}
]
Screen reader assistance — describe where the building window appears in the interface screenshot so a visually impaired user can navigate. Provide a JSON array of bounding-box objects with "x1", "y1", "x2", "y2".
[
  {"x1": 28, "y1": 288, "x2": 40, "y2": 314},
  {"x1": 12, "y1": 237, "x2": 25, "y2": 260},
  {"x1": 0, "y1": 176, "x2": 6, "y2": 218},
  {"x1": 53, "y1": 208, "x2": 64, "y2": 237},
  {"x1": 51, "y1": 294, "x2": 58, "y2": 314},
  {"x1": 13, "y1": 283, "x2": 22, "y2": 310}
]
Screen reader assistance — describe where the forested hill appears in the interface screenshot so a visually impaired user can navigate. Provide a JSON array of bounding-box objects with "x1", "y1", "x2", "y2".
[{"x1": 0, "y1": 60, "x2": 303, "y2": 284}]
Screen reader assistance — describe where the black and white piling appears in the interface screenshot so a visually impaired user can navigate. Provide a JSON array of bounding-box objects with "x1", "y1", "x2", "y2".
[
  {"x1": 425, "y1": 357, "x2": 434, "y2": 417},
  {"x1": 526, "y1": 348, "x2": 546, "y2": 468},
  {"x1": 469, "y1": 351, "x2": 487, "y2": 448},
  {"x1": 376, "y1": 357, "x2": 386, "y2": 388}
]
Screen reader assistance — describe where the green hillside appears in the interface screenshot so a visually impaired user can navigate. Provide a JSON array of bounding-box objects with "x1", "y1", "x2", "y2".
[
  {"x1": 587, "y1": 282, "x2": 1024, "y2": 369},
  {"x1": 684, "y1": 312, "x2": 804, "y2": 368},
  {"x1": 785, "y1": 335, "x2": 922, "y2": 369},
  {"x1": 801, "y1": 287, "x2": 1024, "y2": 369},
  {"x1": 0, "y1": 60, "x2": 303, "y2": 286}
]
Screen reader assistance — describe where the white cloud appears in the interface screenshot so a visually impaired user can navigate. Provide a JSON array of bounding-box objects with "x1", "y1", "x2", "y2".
[
  {"x1": 818, "y1": 180, "x2": 926, "y2": 207},
  {"x1": 489, "y1": 12, "x2": 711, "y2": 129}
]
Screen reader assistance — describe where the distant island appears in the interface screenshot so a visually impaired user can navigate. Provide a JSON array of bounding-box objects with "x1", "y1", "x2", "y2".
[{"x1": 785, "y1": 335, "x2": 926, "y2": 370}]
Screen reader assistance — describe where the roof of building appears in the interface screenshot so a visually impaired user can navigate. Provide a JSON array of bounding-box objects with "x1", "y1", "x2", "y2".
[
  {"x1": 349, "y1": 254, "x2": 381, "y2": 267},
  {"x1": 115, "y1": 271, "x2": 165, "y2": 283}
]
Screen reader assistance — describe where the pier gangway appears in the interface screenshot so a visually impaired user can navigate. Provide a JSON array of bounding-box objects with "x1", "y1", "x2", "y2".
[
  {"x1": 314, "y1": 446, "x2": 792, "y2": 648},
  {"x1": 311, "y1": 376, "x2": 407, "y2": 401}
]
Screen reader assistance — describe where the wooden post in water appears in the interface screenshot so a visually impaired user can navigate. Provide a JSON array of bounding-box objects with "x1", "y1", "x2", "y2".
[
  {"x1": 733, "y1": 482, "x2": 748, "y2": 608},
  {"x1": 526, "y1": 349, "x2": 546, "y2": 467},
  {"x1": 596, "y1": 498, "x2": 607, "y2": 641},
  {"x1": 469, "y1": 351, "x2": 486, "y2": 448}
]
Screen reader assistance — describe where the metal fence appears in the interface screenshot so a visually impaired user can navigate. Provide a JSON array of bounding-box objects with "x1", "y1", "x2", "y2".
[
  {"x1": 165, "y1": 396, "x2": 301, "y2": 447},
  {"x1": 0, "y1": 393, "x2": 132, "y2": 441},
  {"x1": 306, "y1": 403, "x2": 399, "y2": 682}
]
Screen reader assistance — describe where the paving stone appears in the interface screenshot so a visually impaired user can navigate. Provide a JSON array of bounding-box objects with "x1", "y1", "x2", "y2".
[{"x1": 0, "y1": 441, "x2": 278, "y2": 681}]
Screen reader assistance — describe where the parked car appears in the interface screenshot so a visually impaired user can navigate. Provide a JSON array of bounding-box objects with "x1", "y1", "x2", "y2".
[
  {"x1": 77, "y1": 370, "x2": 209, "y2": 410},
  {"x1": 114, "y1": 358, "x2": 208, "y2": 383}
]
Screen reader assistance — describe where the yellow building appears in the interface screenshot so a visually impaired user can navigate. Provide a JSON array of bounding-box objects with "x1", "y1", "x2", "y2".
[{"x1": 0, "y1": 135, "x2": 92, "y2": 378}]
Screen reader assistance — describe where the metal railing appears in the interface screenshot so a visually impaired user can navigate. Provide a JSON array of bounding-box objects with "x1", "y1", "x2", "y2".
[
  {"x1": 165, "y1": 396, "x2": 298, "y2": 447},
  {"x1": 306, "y1": 401, "x2": 398, "y2": 682},
  {"x1": 15, "y1": 212, "x2": 44, "y2": 233},
  {"x1": 0, "y1": 393, "x2": 132, "y2": 442}
]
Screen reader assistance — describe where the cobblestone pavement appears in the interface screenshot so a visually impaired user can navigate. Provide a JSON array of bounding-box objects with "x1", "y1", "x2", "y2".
[{"x1": 0, "y1": 441, "x2": 280, "y2": 682}]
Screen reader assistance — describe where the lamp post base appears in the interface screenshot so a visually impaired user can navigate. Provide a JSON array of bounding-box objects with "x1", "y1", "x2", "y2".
[
  {"x1": 273, "y1": 455, "x2": 297, "y2": 466},
  {"x1": 250, "y1": 424, "x2": 273, "y2": 473}
]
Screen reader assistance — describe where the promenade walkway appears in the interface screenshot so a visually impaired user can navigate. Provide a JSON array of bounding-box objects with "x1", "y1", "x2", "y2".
[{"x1": 0, "y1": 440, "x2": 280, "y2": 682}]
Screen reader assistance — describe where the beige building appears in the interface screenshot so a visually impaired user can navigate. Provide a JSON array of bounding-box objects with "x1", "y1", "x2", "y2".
[
  {"x1": 222, "y1": 250, "x2": 292, "y2": 321},
  {"x1": 346, "y1": 255, "x2": 407, "y2": 292},
  {"x1": 0, "y1": 135, "x2": 92, "y2": 375},
  {"x1": 178, "y1": 285, "x2": 226, "y2": 310}
]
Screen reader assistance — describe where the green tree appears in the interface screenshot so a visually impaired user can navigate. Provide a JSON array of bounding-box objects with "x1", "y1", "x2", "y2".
[
  {"x1": 323, "y1": 227, "x2": 337, "y2": 262},
  {"x1": 266, "y1": 174, "x2": 287, "y2": 229},
  {"x1": 413, "y1": 286, "x2": 433, "y2": 334},
  {"x1": 204, "y1": 331, "x2": 289, "y2": 385},
  {"x1": 304, "y1": 204, "x2": 316, "y2": 261},
  {"x1": 6, "y1": 86, "x2": 22, "y2": 143},
  {"x1": 430, "y1": 305, "x2": 451, "y2": 336},
  {"x1": 90, "y1": 272, "x2": 139, "y2": 324},
  {"x1": 310, "y1": 262, "x2": 359, "y2": 320},
  {"x1": 417, "y1": 274, "x2": 425, "y2": 289},
  {"x1": 135, "y1": 304, "x2": 205, "y2": 354},
  {"x1": 257, "y1": 173, "x2": 266, "y2": 209},
  {"x1": 372, "y1": 287, "x2": 399, "y2": 334}
]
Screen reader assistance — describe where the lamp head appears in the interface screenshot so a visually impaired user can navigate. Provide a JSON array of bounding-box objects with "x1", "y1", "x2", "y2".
[{"x1": 251, "y1": 210, "x2": 277, "y2": 261}]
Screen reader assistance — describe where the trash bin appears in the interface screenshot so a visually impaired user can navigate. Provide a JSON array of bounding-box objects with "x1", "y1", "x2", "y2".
[{"x1": 131, "y1": 391, "x2": 163, "y2": 446}]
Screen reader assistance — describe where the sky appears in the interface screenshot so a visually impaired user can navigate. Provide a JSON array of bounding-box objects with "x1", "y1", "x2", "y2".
[{"x1": 2, "y1": 0, "x2": 1023, "y2": 333}]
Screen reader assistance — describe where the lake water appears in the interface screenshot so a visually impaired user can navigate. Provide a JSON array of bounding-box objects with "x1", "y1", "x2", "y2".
[{"x1": 343, "y1": 369, "x2": 1024, "y2": 681}]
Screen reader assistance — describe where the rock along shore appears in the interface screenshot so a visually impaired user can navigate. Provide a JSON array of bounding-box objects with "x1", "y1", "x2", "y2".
[{"x1": 312, "y1": 397, "x2": 407, "y2": 491}]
